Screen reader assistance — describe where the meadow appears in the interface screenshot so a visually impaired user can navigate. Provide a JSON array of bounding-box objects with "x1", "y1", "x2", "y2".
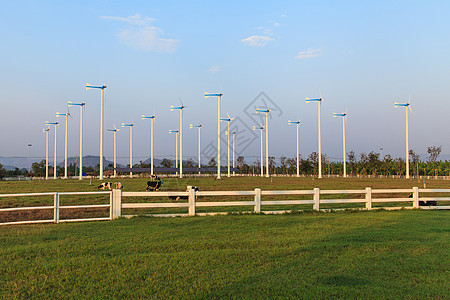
[{"x1": 0, "y1": 210, "x2": 448, "y2": 298}]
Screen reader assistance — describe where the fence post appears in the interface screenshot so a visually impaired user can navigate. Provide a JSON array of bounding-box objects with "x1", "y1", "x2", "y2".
[
  {"x1": 54, "y1": 192, "x2": 60, "y2": 223},
  {"x1": 109, "y1": 191, "x2": 113, "y2": 220},
  {"x1": 365, "y1": 187, "x2": 372, "y2": 210},
  {"x1": 313, "y1": 188, "x2": 320, "y2": 211},
  {"x1": 188, "y1": 186, "x2": 196, "y2": 216},
  {"x1": 112, "y1": 189, "x2": 122, "y2": 219},
  {"x1": 254, "y1": 188, "x2": 261, "y2": 213},
  {"x1": 412, "y1": 187, "x2": 419, "y2": 208}
]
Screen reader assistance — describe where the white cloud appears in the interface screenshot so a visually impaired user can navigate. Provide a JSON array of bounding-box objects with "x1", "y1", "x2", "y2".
[
  {"x1": 207, "y1": 66, "x2": 221, "y2": 73},
  {"x1": 241, "y1": 35, "x2": 275, "y2": 47},
  {"x1": 100, "y1": 14, "x2": 155, "y2": 26},
  {"x1": 280, "y1": 14, "x2": 287, "y2": 18},
  {"x1": 295, "y1": 48, "x2": 322, "y2": 59},
  {"x1": 117, "y1": 26, "x2": 179, "y2": 53},
  {"x1": 101, "y1": 14, "x2": 179, "y2": 53}
]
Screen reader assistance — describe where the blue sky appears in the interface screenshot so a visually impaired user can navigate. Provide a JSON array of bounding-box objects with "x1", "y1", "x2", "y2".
[{"x1": 0, "y1": 0, "x2": 449, "y2": 164}]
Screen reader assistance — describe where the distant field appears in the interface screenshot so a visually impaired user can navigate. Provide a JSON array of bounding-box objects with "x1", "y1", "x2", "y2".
[
  {"x1": 0, "y1": 210, "x2": 448, "y2": 298},
  {"x1": 0, "y1": 177, "x2": 449, "y2": 222}
]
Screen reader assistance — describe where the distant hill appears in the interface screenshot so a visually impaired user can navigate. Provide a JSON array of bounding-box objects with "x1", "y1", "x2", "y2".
[{"x1": 57, "y1": 155, "x2": 116, "y2": 168}]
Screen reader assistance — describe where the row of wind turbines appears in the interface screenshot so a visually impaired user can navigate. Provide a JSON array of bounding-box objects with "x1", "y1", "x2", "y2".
[{"x1": 41, "y1": 84, "x2": 413, "y2": 180}]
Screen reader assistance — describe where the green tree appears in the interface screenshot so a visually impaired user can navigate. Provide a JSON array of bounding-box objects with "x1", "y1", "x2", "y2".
[
  {"x1": 160, "y1": 158, "x2": 173, "y2": 168},
  {"x1": 31, "y1": 160, "x2": 46, "y2": 177},
  {"x1": 0, "y1": 163, "x2": 6, "y2": 180}
]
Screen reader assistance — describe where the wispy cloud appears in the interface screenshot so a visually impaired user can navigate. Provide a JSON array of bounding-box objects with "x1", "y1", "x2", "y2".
[
  {"x1": 100, "y1": 14, "x2": 155, "y2": 26},
  {"x1": 280, "y1": 14, "x2": 287, "y2": 18},
  {"x1": 207, "y1": 66, "x2": 221, "y2": 73},
  {"x1": 101, "y1": 14, "x2": 180, "y2": 53},
  {"x1": 295, "y1": 48, "x2": 322, "y2": 59},
  {"x1": 241, "y1": 35, "x2": 275, "y2": 47}
]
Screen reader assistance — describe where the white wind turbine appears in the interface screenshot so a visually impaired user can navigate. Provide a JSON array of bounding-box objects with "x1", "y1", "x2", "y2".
[
  {"x1": 256, "y1": 108, "x2": 270, "y2": 177},
  {"x1": 221, "y1": 113, "x2": 234, "y2": 177},
  {"x1": 68, "y1": 101, "x2": 85, "y2": 180},
  {"x1": 142, "y1": 114, "x2": 156, "y2": 176},
  {"x1": 288, "y1": 120, "x2": 301, "y2": 177},
  {"x1": 107, "y1": 125, "x2": 119, "y2": 178},
  {"x1": 204, "y1": 92, "x2": 223, "y2": 179},
  {"x1": 333, "y1": 109, "x2": 348, "y2": 178},
  {"x1": 46, "y1": 121, "x2": 58, "y2": 179},
  {"x1": 190, "y1": 124, "x2": 202, "y2": 171},
  {"x1": 306, "y1": 94, "x2": 323, "y2": 178},
  {"x1": 122, "y1": 123, "x2": 134, "y2": 178},
  {"x1": 171, "y1": 104, "x2": 185, "y2": 178},
  {"x1": 253, "y1": 125, "x2": 264, "y2": 177},
  {"x1": 56, "y1": 111, "x2": 70, "y2": 179},
  {"x1": 395, "y1": 95, "x2": 412, "y2": 179},
  {"x1": 169, "y1": 130, "x2": 179, "y2": 172},
  {"x1": 231, "y1": 131, "x2": 236, "y2": 176},
  {"x1": 43, "y1": 126, "x2": 50, "y2": 180},
  {"x1": 86, "y1": 83, "x2": 107, "y2": 180}
]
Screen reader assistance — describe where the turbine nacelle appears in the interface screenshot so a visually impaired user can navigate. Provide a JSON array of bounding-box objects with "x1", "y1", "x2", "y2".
[
  {"x1": 204, "y1": 92, "x2": 222, "y2": 98},
  {"x1": 68, "y1": 101, "x2": 85, "y2": 107},
  {"x1": 252, "y1": 126, "x2": 264, "y2": 130},
  {"x1": 190, "y1": 124, "x2": 202, "y2": 129},
  {"x1": 305, "y1": 97, "x2": 323, "y2": 102},
  {"x1": 288, "y1": 120, "x2": 301, "y2": 125},
  {"x1": 169, "y1": 130, "x2": 179, "y2": 134},
  {"x1": 256, "y1": 108, "x2": 270, "y2": 113},
  {"x1": 86, "y1": 84, "x2": 106, "y2": 90},
  {"x1": 142, "y1": 115, "x2": 155, "y2": 120},
  {"x1": 170, "y1": 105, "x2": 185, "y2": 111},
  {"x1": 121, "y1": 123, "x2": 133, "y2": 127}
]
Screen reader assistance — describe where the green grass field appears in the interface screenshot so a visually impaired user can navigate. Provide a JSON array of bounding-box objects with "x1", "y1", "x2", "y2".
[{"x1": 1, "y1": 210, "x2": 448, "y2": 298}]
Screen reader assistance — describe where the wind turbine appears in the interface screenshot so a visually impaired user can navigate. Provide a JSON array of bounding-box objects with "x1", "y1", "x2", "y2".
[
  {"x1": 204, "y1": 92, "x2": 223, "y2": 179},
  {"x1": 122, "y1": 123, "x2": 134, "y2": 178},
  {"x1": 68, "y1": 101, "x2": 85, "y2": 180},
  {"x1": 46, "y1": 121, "x2": 58, "y2": 179},
  {"x1": 107, "y1": 125, "x2": 119, "y2": 178},
  {"x1": 333, "y1": 109, "x2": 348, "y2": 178},
  {"x1": 190, "y1": 124, "x2": 202, "y2": 171},
  {"x1": 288, "y1": 120, "x2": 301, "y2": 177},
  {"x1": 395, "y1": 95, "x2": 412, "y2": 179},
  {"x1": 86, "y1": 83, "x2": 107, "y2": 180},
  {"x1": 306, "y1": 95, "x2": 323, "y2": 178},
  {"x1": 43, "y1": 127, "x2": 50, "y2": 179},
  {"x1": 169, "y1": 130, "x2": 179, "y2": 172},
  {"x1": 231, "y1": 131, "x2": 236, "y2": 176},
  {"x1": 253, "y1": 125, "x2": 264, "y2": 177},
  {"x1": 142, "y1": 115, "x2": 156, "y2": 175},
  {"x1": 221, "y1": 113, "x2": 234, "y2": 177},
  {"x1": 256, "y1": 108, "x2": 270, "y2": 177},
  {"x1": 56, "y1": 112, "x2": 70, "y2": 179},
  {"x1": 171, "y1": 104, "x2": 185, "y2": 178}
]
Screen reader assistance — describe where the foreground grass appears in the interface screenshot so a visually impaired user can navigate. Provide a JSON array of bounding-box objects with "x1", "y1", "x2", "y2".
[{"x1": 0, "y1": 210, "x2": 448, "y2": 298}]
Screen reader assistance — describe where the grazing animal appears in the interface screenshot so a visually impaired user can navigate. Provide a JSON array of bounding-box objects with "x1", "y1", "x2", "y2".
[
  {"x1": 408, "y1": 193, "x2": 437, "y2": 206},
  {"x1": 114, "y1": 182, "x2": 123, "y2": 189},
  {"x1": 146, "y1": 175, "x2": 163, "y2": 191},
  {"x1": 98, "y1": 182, "x2": 112, "y2": 190},
  {"x1": 169, "y1": 186, "x2": 199, "y2": 201}
]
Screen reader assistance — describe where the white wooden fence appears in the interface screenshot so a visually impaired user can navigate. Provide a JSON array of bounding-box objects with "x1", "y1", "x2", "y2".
[{"x1": 1, "y1": 187, "x2": 449, "y2": 225}]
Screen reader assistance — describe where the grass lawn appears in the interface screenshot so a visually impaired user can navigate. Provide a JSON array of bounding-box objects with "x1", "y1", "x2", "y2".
[{"x1": 0, "y1": 210, "x2": 448, "y2": 298}]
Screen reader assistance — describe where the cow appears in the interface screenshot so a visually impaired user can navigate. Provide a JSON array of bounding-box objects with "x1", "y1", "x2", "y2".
[
  {"x1": 169, "y1": 186, "x2": 199, "y2": 201},
  {"x1": 146, "y1": 175, "x2": 163, "y2": 191},
  {"x1": 408, "y1": 193, "x2": 437, "y2": 206},
  {"x1": 114, "y1": 182, "x2": 123, "y2": 189},
  {"x1": 98, "y1": 182, "x2": 112, "y2": 190}
]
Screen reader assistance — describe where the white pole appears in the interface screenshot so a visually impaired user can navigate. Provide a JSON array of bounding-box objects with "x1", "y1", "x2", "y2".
[
  {"x1": 296, "y1": 123, "x2": 300, "y2": 177},
  {"x1": 227, "y1": 121, "x2": 230, "y2": 177},
  {"x1": 79, "y1": 105, "x2": 83, "y2": 180},
  {"x1": 232, "y1": 132, "x2": 235, "y2": 176},
  {"x1": 406, "y1": 108, "x2": 409, "y2": 179},
  {"x1": 45, "y1": 129, "x2": 49, "y2": 179},
  {"x1": 343, "y1": 117, "x2": 347, "y2": 178},
  {"x1": 180, "y1": 109, "x2": 183, "y2": 178},
  {"x1": 129, "y1": 126, "x2": 133, "y2": 178},
  {"x1": 217, "y1": 96, "x2": 221, "y2": 179},
  {"x1": 151, "y1": 118, "x2": 154, "y2": 176},
  {"x1": 198, "y1": 126, "x2": 201, "y2": 169},
  {"x1": 113, "y1": 130, "x2": 117, "y2": 178},
  {"x1": 260, "y1": 128, "x2": 263, "y2": 177},
  {"x1": 64, "y1": 114, "x2": 68, "y2": 179},
  {"x1": 265, "y1": 112, "x2": 269, "y2": 177},
  {"x1": 318, "y1": 101, "x2": 322, "y2": 179},
  {"x1": 99, "y1": 88, "x2": 104, "y2": 180},
  {"x1": 54, "y1": 124, "x2": 57, "y2": 179},
  {"x1": 175, "y1": 132, "x2": 178, "y2": 171}
]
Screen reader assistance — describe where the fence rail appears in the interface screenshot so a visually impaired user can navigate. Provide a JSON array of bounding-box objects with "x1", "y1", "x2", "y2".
[{"x1": 1, "y1": 187, "x2": 449, "y2": 225}]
